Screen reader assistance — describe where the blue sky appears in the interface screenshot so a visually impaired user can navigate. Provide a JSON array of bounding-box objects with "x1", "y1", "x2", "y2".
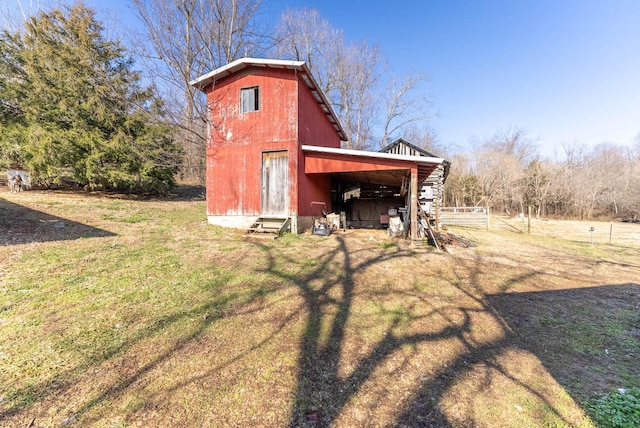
[
  {"x1": 262, "y1": 0, "x2": 640, "y2": 158},
  {"x1": 77, "y1": 1, "x2": 640, "y2": 157}
]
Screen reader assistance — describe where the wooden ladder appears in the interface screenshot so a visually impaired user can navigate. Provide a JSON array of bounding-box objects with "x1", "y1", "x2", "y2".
[{"x1": 416, "y1": 207, "x2": 441, "y2": 251}]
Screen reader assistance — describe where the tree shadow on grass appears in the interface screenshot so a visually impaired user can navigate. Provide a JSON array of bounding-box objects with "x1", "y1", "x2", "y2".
[
  {"x1": 252, "y1": 236, "x2": 424, "y2": 426},
  {"x1": 168, "y1": 184, "x2": 206, "y2": 201},
  {"x1": 366, "y1": 254, "x2": 587, "y2": 427},
  {"x1": 3, "y1": 223, "x2": 636, "y2": 426},
  {"x1": 0, "y1": 197, "x2": 115, "y2": 246},
  {"x1": 250, "y1": 239, "x2": 528, "y2": 426},
  {"x1": 487, "y1": 282, "x2": 640, "y2": 399},
  {"x1": 396, "y1": 276, "x2": 639, "y2": 426},
  {"x1": 253, "y1": 236, "x2": 637, "y2": 427},
  {"x1": 0, "y1": 276, "x2": 278, "y2": 424}
]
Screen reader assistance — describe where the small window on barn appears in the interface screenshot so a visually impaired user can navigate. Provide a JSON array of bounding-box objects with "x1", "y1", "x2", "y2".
[{"x1": 241, "y1": 86, "x2": 260, "y2": 113}]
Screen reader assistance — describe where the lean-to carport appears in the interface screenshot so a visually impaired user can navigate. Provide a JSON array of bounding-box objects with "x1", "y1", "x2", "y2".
[{"x1": 302, "y1": 145, "x2": 444, "y2": 241}]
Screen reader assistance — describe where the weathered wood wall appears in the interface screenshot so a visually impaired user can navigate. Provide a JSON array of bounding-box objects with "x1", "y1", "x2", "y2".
[{"x1": 381, "y1": 141, "x2": 446, "y2": 220}]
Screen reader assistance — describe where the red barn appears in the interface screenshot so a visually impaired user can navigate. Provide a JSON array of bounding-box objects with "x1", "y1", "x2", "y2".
[{"x1": 190, "y1": 58, "x2": 444, "y2": 240}]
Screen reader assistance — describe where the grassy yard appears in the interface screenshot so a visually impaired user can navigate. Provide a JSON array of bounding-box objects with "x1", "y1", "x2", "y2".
[{"x1": 1, "y1": 189, "x2": 638, "y2": 427}]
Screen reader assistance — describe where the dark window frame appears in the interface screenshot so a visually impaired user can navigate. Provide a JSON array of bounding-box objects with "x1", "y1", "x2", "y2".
[{"x1": 241, "y1": 86, "x2": 260, "y2": 113}]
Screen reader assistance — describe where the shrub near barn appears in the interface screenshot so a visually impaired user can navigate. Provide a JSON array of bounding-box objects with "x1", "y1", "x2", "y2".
[{"x1": 0, "y1": 4, "x2": 181, "y2": 194}]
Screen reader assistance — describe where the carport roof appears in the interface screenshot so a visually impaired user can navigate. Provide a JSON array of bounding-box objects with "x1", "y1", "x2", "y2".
[{"x1": 302, "y1": 145, "x2": 444, "y2": 186}]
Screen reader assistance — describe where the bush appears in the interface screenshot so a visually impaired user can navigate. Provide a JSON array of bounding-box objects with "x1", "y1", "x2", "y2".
[{"x1": 584, "y1": 387, "x2": 640, "y2": 428}]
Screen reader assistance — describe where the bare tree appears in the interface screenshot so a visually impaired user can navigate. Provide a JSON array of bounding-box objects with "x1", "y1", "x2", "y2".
[
  {"x1": 402, "y1": 124, "x2": 440, "y2": 154},
  {"x1": 132, "y1": 0, "x2": 268, "y2": 183},
  {"x1": 482, "y1": 126, "x2": 538, "y2": 165},
  {"x1": 335, "y1": 41, "x2": 383, "y2": 150},
  {"x1": 559, "y1": 142, "x2": 612, "y2": 219},
  {"x1": 273, "y1": 8, "x2": 341, "y2": 96},
  {"x1": 274, "y1": 8, "x2": 383, "y2": 149},
  {"x1": 444, "y1": 153, "x2": 481, "y2": 207},
  {"x1": 520, "y1": 159, "x2": 557, "y2": 218},
  {"x1": 474, "y1": 149, "x2": 523, "y2": 214},
  {"x1": 275, "y1": 8, "x2": 433, "y2": 151},
  {"x1": 469, "y1": 128, "x2": 538, "y2": 214},
  {"x1": 1, "y1": 0, "x2": 48, "y2": 30},
  {"x1": 380, "y1": 71, "x2": 433, "y2": 148},
  {"x1": 443, "y1": 131, "x2": 640, "y2": 219},
  {"x1": 592, "y1": 144, "x2": 635, "y2": 218},
  {"x1": 631, "y1": 150, "x2": 640, "y2": 219}
]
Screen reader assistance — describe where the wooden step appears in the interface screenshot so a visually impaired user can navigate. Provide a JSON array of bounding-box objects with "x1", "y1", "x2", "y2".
[{"x1": 248, "y1": 217, "x2": 291, "y2": 236}]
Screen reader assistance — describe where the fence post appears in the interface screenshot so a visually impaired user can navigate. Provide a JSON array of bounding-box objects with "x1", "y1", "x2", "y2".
[
  {"x1": 609, "y1": 221, "x2": 613, "y2": 245},
  {"x1": 486, "y1": 206, "x2": 490, "y2": 230}
]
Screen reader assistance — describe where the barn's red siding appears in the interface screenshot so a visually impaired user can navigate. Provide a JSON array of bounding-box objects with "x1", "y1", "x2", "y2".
[
  {"x1": 296, "y1": 72, "x2": 341, "y2": 215},
  {"x1": 204, "y1": 65, "x2": 342, "y2": 219},
  {"x1": 297, "y1": 80, "x2": 340, "y2": 149},
  {"x1": 205, "y1": 68, "x2": 298, "y2": 216},
  {"x1": 304, "y1": 152, "x2": 414, "y2": 173}
]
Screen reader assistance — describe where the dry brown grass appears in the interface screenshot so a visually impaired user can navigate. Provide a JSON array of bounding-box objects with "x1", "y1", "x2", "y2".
[{"x1": 1, "y1": 189, "x2": 638, "y2": 427}]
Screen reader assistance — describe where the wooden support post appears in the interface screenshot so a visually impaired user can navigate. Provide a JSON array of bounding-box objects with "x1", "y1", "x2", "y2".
[{"x1": 411, "y1": 167, "x2": 418, "y2": 241}]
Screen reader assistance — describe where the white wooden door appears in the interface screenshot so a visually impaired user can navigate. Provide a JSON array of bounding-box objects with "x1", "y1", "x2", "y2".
[{"x1": 261, "y1": 151, "x2": 288, "y2": 215}]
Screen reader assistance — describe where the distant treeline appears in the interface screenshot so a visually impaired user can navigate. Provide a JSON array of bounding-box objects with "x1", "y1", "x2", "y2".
[{"x1": 443, "y1": 128, "x2": 640, "y2": 220}]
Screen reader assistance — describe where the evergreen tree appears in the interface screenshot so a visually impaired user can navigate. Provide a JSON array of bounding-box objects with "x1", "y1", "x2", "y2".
[
  {"x1": 0, "y1": 28, "x2": 27, "y2": 169},
  {"x1": 0, "y1": 4, "x2": 182, "y2": 193}
]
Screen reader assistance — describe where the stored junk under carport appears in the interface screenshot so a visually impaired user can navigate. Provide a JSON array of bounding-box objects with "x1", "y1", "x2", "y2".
[
  {"x1": 380, "y1": 138, "x2": 451, "y2": 229},
  {"x1": 302, "y1": 145, "x2": 445, "y2": 241},
  {"x1": 189, "y1": 57, "x2": 448, "y2": 243}
]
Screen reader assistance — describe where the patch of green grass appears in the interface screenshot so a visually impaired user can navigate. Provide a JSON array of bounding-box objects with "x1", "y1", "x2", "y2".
[
  {"x1": 584, "y1": 388, "x2": 640, "y2": 428},
  {"x1": 278, "y1": 232, "x2": 301, "y2": 244},
  {"x1": 0, "y1": 196, "x2": 275, "y2": 417},
  {"x1": 377, "y1": 241, "x2": 396, "y2": 249},
  {"x1": 101, "y1": 212, "x2": 148, "y2": 223},
  {"x1": 120, "y1": 214, "x2": 148, "y2": 223}
]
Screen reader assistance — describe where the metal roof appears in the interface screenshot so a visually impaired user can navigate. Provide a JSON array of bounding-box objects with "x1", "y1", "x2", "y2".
[
  {"x1": 302, "y1": 145, "x2": 444, "y2": 165},
  {"x1": 302, "y1": 145, "x2": 444, "y2": 185},
  {"x1": 380, "y1": 138, "x2": 451, "y2": 179},
  {"x1": 189, "y1": 58, "x2": 347, "y2": 141}
]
